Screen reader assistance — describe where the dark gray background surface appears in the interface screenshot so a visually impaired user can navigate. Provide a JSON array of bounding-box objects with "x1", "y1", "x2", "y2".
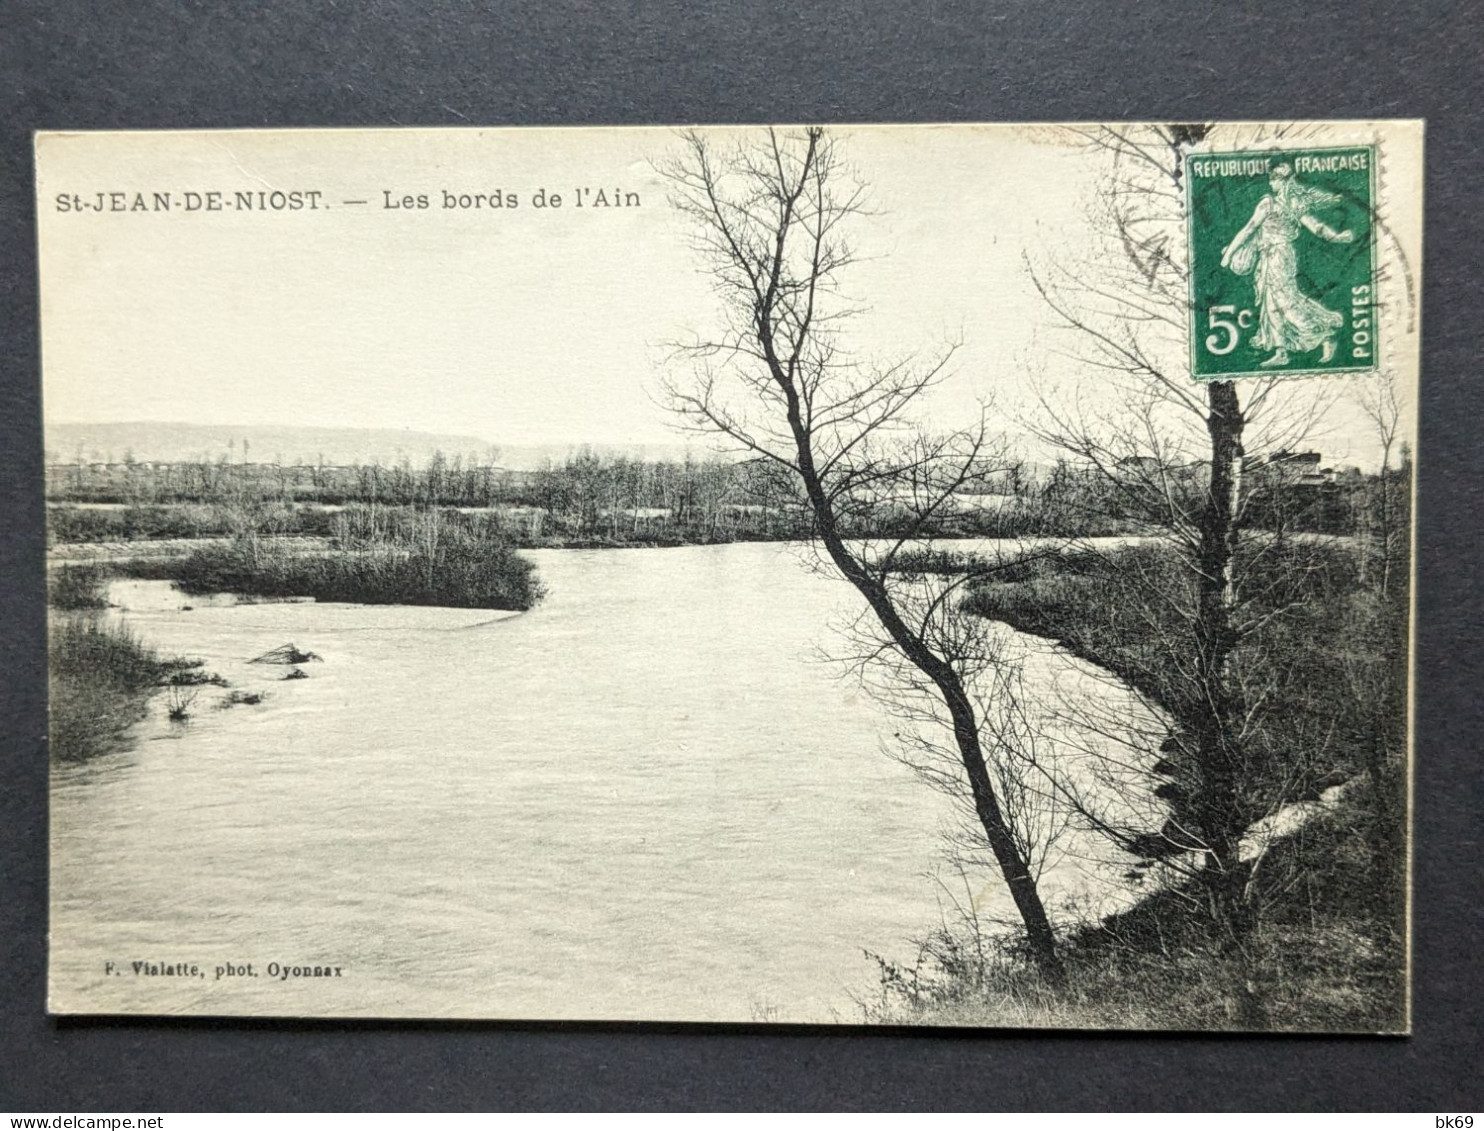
[{"x1": 2, "y1": 0, "x2": 1480, "y2": 1111}]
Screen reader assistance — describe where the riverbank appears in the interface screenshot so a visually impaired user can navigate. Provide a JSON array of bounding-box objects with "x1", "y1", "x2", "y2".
[
  {"x1": 46, "y1": 518, "x2": 544, "y2": 763},
  {"x1": 861, "y1": 537, "x2": 1409, "y2": 1031},
  {"x1": 48, "y1": 568, "x2": 218, "y2": 762},
  {"x1": 113, "y1": 515, "x2": 545, "y2": 612},
  {"x1": 861, "y1": 791, "x2": 1406, "y2": 1031},
  {"x1": 46, "y1": 499, "x2": 1142, "y2": 552}
]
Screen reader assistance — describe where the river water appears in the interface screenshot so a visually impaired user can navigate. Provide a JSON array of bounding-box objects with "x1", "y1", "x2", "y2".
[{"x1": 50, "y1": 541, "x2": 1151, "y2": 1021}]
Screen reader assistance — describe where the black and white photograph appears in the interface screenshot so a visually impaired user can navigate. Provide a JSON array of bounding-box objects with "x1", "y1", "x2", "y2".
[{"x1": 37, "y1": 121, "x2": 1421, "y2": 1032}]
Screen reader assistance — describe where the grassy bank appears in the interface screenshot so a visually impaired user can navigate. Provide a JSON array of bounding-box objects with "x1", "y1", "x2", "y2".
[
  {"x1": 122, "y1": 513, "x2": 545, "y2": 611},
  {"x1": 862, "y1": 537, "x2": 1409, "y2": 1031},
  {"x1": 48, "y1": 499, "x2": 1142, "y2": 550},
  {"x1": 47, "y1": 501, "x2": 338, "y2": 545},
  {"x1": 46, "y1": 563, "x2": 212, "y2": 764},
  {"x1": 961, "y1": 538, "x2": 1408, "y2": 808},
  {"x1": 48, "y1": 562, "x2": 112, "y2": 610},
  {"x1": 862, "y1": 792, "x2": 1406, "y2": 1031},
  {"x1": 49, "y1": 615, "x2": 170, "y2": 762},
  {"x1": 49, "y1": 566, "x2": 242, "y2": 761}
]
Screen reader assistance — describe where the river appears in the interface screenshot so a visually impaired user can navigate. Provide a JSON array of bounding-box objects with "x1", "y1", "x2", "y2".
[{"x1": 49, "y1": 540, "x2": 1152, "y2": 1021}]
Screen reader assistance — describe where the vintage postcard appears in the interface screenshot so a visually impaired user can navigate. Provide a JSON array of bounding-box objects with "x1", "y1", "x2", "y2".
[{"x1": 38, "y1": 121, "x2": 1422, "y2": 1030}]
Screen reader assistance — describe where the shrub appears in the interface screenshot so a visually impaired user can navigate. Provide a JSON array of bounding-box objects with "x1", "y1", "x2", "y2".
[
  {"x1": 166, "y1": 685, "x2": 199, "y2": 721},
  {"x1": 49, "y1": 615, "x2": 171, "y2": 761},
  {"x1": 133, "y1": 516, "x2": 545, "y2": 611},
  {"x1": 861, "y1": 793, "x2": 1407, "y2": 1033},
  {"x1": 48, "y1": 564, "x2": 110, "y2": 610}
]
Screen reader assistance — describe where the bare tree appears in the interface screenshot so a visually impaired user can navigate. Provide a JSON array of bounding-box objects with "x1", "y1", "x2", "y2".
[
  {"x1": 1355, "y1": 372, "x2": 1407, "y2": 596},
  {"x1": 1011, "y1": 123, "x2": 1366, "y2": 1023},
  {"x1": 1336, "y1": 371, "x2": 1412, "y2": 885},
  {"x1": 657, "y1": 126, "x2": 1064, "y2": 975},
  {"x1": 859, "y1": 608, "x2": 1079, "y2": 905}
]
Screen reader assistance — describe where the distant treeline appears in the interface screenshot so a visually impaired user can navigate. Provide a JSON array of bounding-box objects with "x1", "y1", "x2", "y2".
[
  {"x1": 44, "y1": 450, "x2": 1090, "y2": 545},
  {"x1": 46, "y1": 450, "x2": 755, "y2": 511},
  {"x1": 46, "y1": 448, "x2": 1397, "y2": 547}
]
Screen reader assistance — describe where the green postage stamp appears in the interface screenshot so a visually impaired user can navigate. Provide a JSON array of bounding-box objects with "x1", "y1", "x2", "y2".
[{"x1": 1186, "y1": 146, "x2": 1379, "y2": 380}]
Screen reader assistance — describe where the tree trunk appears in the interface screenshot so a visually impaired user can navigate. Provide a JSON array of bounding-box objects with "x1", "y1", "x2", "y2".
[
  {"x1": 1193, "y1": 379, "x2": 1266, "y2": 1026},
  {"x1": 775, "y1": 363, "x2": 1063, "y2": 978},
  {"x1": 669, "y1": 124, "x2": 1063, "y2": 980}
]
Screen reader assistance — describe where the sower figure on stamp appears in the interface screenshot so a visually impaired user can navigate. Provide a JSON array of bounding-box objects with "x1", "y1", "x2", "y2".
[{"x1": 1220, "y1": 163, "x2": 1355, "y2": 366}]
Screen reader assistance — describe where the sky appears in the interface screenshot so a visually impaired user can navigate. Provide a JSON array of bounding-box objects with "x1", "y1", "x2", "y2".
[{"x1": 36, "y1": 123, "x2": 1421, "y2": 469}]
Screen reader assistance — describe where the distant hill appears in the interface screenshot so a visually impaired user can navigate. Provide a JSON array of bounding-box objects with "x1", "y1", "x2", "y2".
[
  {"x1": 45, "y1": 422, "x2": 498, "y2": 468},
  {"x1": 44, "y1": 422, "x2": 714, "y2": 470},
  {"x1": 496, "y1": 441, "x2": 720, "y2": 469}
]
